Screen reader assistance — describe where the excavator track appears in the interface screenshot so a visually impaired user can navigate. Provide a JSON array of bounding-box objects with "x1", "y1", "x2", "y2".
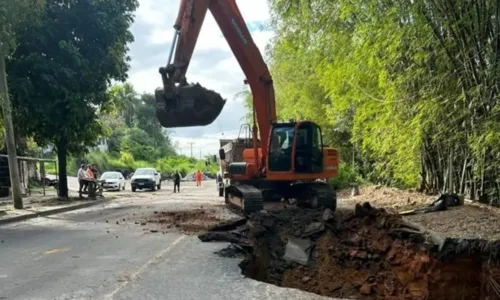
[
  {"x1": 224, "y1": 184, "x2": 264, "y2": 216},
  {"x1": 294, "y1": 182, "x2": 337, "y2": 211}
]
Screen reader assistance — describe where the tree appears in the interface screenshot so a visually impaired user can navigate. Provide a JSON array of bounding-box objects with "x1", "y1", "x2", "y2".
[
  {"x1": 7, "y1": 0, "x2": 138, "y2": 199},
  {"x1": 122, "y1": 127, "x2": 155, "y2": 161},
  {"x1": 266, "y1": 0, "x2": 500, "y2": 199},
  {"x1": 106, "y1": 83, "x2": 177, "y2": 159},
  {"x1": 109, "y1": 83, "x2": 138, "y2": 127},
  {"x1": 0, "y1": 0, "x2": 44, "y2": 208},
  {"x1": 100, "y1": 112, "x2": 127, "y2": 155}
]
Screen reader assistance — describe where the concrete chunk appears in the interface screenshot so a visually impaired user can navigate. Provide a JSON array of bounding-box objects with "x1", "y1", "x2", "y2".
[
  {"x1": 303, "y1": 222, "x2": 325, "y2": 236},
  {"x1": 283, "y1": 238, "x2": 312, "y2": 265}
]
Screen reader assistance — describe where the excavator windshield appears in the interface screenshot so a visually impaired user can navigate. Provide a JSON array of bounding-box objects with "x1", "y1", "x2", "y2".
[{"x1": 268, "y1": 125, "x2": 294, "y2": 172}]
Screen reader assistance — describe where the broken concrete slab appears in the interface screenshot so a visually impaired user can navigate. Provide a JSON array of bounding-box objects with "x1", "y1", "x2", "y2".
[
  {"x1": 207, "y1": 217, "x2": 247, "y2": 232},
  {"x1": 283, "y1": 238, "x2": 312, "y2": 265},
  {"x1": 247, "y1": 220, "x2": 266, "y2": 236},
  {"x1": 198, "y1": 232, "x2": 243, "y2": 244},
  {"x1": 303, "y1": 222, "x2": 324, "y2": 236},
  {"x1": 322, "y1": 208, "x2": 334, "y2": 222}
]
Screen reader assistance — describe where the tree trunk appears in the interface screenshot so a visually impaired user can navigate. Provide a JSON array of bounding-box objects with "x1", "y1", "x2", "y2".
[
  {"x1": 0, "y1": 51, "x2": 23, "y2": 209},
  {"x1": 56, "y1": 137, "x2": 69, "y2": 199},
  {"x1": 460, "y1": 156, "x2": 468, "y2": 194}
]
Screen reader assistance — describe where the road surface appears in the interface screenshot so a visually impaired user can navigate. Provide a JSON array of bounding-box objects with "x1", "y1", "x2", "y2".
[{"x1": 0, "y1": 180, "x2": 333, "y2": 300}]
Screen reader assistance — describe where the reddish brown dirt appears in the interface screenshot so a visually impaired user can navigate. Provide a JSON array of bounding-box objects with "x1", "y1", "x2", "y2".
[
  {"x1": 144, "y1": 208, "x2": 223, "y2": 234},
  {"x1": 241, "y1": 207, "x2": 500, "y2": 299}
]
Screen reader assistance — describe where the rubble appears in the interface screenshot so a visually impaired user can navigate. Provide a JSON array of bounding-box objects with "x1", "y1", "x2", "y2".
[
  {"x1": 207, "y1": 217, "x2": 247, "y2": 232},
  {"x1": 140, "y1": 207, "x2": 225, "y2": 234},
  {"x1": 283, "y1": 238, "x2": 312, "y2": 265},
  {"x1": 199, "y1": 202, "x2": 500, "y2": 299}
]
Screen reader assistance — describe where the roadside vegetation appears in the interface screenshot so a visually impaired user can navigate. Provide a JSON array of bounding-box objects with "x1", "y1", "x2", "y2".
[
  {"x1": 3, "y1": 0, "x2": 499, "y2": 199},
  {"x1": 0, "y1": 0, "x2": 216, "y2": 198},
  {"x1": 241, "y1": 0, "x2": 500, "y2": 200},
  {"x1": 44, "y1": 152, "x2": 219, "y2": 179}
]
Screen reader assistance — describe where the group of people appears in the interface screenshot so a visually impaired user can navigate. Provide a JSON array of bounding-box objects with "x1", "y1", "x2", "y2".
[
  {"x1": 172, "y1": 170, "x2": 204, "y2": 193},
  {"x1": 76, "y1": 166, "x2": 204, "y2": 196},
  {"x1": 77, "y1": 164, "x2": 99, "y2": 197}
]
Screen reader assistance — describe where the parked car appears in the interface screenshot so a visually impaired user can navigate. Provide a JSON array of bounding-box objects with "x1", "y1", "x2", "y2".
[
  {"x1": 130, "y1": 168, "x2": 161, "y2": 192},
  {"x1": 100, "y1": 171, "x2": 126, "y2": 191}
]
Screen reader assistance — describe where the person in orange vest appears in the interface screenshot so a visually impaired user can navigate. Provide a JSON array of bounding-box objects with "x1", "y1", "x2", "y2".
[{"x1": 195, "y1": 170, "x2": 202, "y2": 187}]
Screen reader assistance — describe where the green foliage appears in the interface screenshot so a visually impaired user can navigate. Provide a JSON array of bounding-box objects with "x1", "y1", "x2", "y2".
[
  {"x1": 122, "y1": 127, "x2": 155, "y2": 161},
  {"x1": 6, "y1": 0, "x2": 138, "y2": 197},
  {"x1": 8, "y1": 0, "x2": 138, "y2": 151},
  {"x1": 328, "y1": 163, "x2": 362, "y2": 190},
  {"x1": 42, "y1": 80, "x2": 216, "y2": 178},
  {"x1": 58, "y1": 151, "x2": 218, "y2": 178},
  {"x1": 0, "y1": 0, "x2": 45, "y2": 54},
  {"x1": 267, "y1": 0, "x2": 500, "y2": 199},
  {"x1": 102, "y1": 83, "x2": 176, "y2": 160}
]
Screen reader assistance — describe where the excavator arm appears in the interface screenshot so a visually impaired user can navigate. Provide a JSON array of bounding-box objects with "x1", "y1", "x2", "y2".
[{"x1": 155, "y1": 0, "x2": 276, "y2": 161}]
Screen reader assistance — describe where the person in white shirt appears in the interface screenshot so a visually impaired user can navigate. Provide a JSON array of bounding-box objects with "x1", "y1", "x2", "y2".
[{"x1": 77, "y1": 164, "x2": 89, "y2": 197}]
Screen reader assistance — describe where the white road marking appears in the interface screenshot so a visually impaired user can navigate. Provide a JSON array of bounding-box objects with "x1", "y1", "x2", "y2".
[{"x1": 103, "y1": 235, "x2": 186, "y2": 300}]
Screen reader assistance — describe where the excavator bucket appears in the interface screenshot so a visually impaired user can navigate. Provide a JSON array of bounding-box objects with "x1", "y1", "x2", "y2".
[{"x1": 155, "y1": 83, "x2": 226, "y2": 128}]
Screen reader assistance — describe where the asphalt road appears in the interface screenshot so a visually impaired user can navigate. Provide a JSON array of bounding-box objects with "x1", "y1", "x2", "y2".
[{"x1": 0, "y1": 180, "x2": 334, "y2": 300}]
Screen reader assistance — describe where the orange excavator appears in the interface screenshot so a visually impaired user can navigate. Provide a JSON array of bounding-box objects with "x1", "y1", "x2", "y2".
[{"x1": 155, "y1": 0, "x2": 339, "y2": 215}]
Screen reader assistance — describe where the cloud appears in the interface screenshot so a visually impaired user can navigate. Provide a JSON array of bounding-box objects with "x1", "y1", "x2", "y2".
[{"x1": 127, "y1": 0, "x2": 274, "y2": 157}]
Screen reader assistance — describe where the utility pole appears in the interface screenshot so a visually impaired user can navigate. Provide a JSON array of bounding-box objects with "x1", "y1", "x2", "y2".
[
  {"x1": 199, "y1": 150, "x2": 201, "y2": 159},
  {"x1": 188, "y1": 142, "x2": 194, "y2": 158},
  {"x1": 0, "y1": 52, "x2": 23, "y2": 209}
]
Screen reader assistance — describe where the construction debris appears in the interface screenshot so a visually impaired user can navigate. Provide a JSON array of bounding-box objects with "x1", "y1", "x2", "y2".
[
  {"x1": 199, "y1": 202, "x2": 500, "y2": 299},
  {"x1": 400, "y1": 193, "x2": 465, "y2": 216},
  {"x1": 140, "y1": 207, "x2": 227, "y2": 234},
  {"x1": 283, "y1": 238, "x2": 312, "y2": 265},
  {"x1": 207, "y1": 217, "x2": 247, "y2": 232}
]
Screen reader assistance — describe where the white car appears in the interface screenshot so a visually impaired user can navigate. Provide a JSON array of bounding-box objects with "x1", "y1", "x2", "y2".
[
  {"x1": 131, "y1": 168, "x2": 161, "y2": 192},
  {"x1": 100, "y1": 171, "x2": 126, "y2": 191}
]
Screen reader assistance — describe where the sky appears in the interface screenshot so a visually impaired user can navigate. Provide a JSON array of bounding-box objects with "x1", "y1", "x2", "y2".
[{"x1": 127, "y1": 0, "x2": 274, "y2": 158}]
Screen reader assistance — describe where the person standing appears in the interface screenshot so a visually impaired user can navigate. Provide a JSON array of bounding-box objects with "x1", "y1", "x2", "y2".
[
  {"x1": 86, "y1": 164, "x2": 94, "y2": 179},
  {"x1": 77, "y1": 164, "x2": 90, "y2": 198},
  {"x1": 90, "y1": 164, "x2": 99, "y2": 180},
  {"x1": 83, "y1": 164, "x2": 94, "y2": 193},
  {"x1": 173, "y1": 171, "x2": 181, "y2": 193},
  {"x1": 195, "y1": 170, "x2": 202, "y2": 187}
]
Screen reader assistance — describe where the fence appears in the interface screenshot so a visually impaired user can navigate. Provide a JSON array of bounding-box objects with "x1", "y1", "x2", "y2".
[{"x1": 0, "y1": 155, "x2": 58, "y2": 198}]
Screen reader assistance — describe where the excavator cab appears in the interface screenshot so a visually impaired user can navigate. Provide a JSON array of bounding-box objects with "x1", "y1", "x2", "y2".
[{"x1": 268, "y1": 121, "x2": 324, "y2": 173}]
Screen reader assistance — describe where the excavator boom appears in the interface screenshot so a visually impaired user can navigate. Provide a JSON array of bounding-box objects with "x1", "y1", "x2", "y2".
[
  {"x1": 156, "y1": 0, "x2": 340, "y2": 216},
  {"x1": 155, "y1": 0, "x2": 276, "y2": 159}
]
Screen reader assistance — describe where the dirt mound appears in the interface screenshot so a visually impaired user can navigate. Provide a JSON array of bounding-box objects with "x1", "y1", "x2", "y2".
[
  {"x1": 144, "y1": 208, "x2": 222, "y2": 234},
  {"x1": 199, "y1": 203, "x2": 500, "y2": 299},
  {"x1": 155, "y1": 83, "x2": 226, "y2": 128}
]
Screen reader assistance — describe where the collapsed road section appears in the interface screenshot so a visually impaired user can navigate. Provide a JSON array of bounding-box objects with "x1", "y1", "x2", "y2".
[{"x1": 199, "y1": 203, "x2": 500, "y2": 299}]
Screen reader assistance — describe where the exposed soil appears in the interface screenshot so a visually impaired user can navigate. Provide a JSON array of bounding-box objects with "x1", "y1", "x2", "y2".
[
  {"x1": 140, "y1": 205, "x2": 235, "y2": 234},
  {"x1": 340, "y1": 185, "x2": 500, "y2": 241},
  {"x1": 339, "y1": 186, "x2": 435, "y2": 213},
  {"x1": 405, "y1": 204, "x2": 500, "y2": 240},
  {"x1": 200, "y1": 203, "x2": 500, "y2": 299}
]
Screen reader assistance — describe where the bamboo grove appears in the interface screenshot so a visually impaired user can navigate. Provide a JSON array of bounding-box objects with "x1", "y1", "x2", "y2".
[{"x1": 266, "y1": 0, "x2": 500, "y2": 201}]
